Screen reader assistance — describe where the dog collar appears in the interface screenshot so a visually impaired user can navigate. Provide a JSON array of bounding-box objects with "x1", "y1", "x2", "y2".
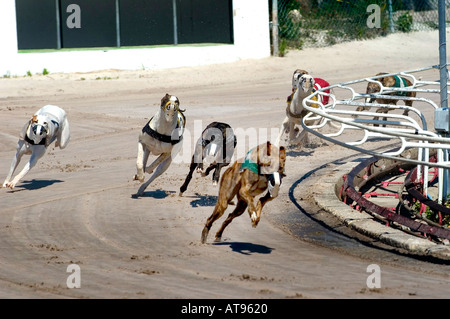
[
  {"x1": 24, "y1": 133, "x2": 46, "y2": 145},
  {"x1": 142, "y1": 113, "x2": 185, "y2": 145},
  {"x1": 142, "y1": 122, "x2": 183, "y2": 145},
  {"x1": 286, "y1": 89, "x2": 319, "y2": 119}
]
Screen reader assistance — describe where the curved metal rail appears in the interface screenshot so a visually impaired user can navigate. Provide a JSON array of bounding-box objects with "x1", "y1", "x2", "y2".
[
  {"x1": 299, "y1": 65, "x2": 450, "y2": 238},
  {"x1": 339, "y1": 155, "x2": 450, "y2": 241},
  {"x1": 302, "y1": 64, "x2": 450, "y2": 204}
]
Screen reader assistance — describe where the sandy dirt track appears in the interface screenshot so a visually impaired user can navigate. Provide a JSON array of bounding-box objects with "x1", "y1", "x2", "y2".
[{"x1": 1, "y1": 30, "x2": 450, "y2": 299}]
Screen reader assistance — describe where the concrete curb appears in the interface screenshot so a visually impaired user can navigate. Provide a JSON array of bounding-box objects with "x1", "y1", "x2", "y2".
[{"x1": 313, "y1": 162, "x2": 450, "y2": 261}]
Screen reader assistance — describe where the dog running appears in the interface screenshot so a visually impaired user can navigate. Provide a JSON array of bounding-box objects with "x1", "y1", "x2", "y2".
[
  {"x1": 2, "y1": 104, "x2": 70, "y2": 189},
  {"x1": 276, "y1": 69, "x2": 331, "y2": 147},
  {"x1": 179, "y1": 121, "x2": 237, "y2": 196},
  {"x1": 357, "y1": 72, "x2": 416, "y2": 117},
  {"x1": 133, "y1": 93, "x2": 186, "y2": 197},
  {"x1": 201, "y1": 141, "x2": 286, "y2": 243}
]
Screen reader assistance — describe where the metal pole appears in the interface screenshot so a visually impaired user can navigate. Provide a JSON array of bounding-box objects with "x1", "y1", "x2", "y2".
[
  {"x1": 439, "y1": 0, "x2": 448, "y2": 110},
  {"x1": 115, "y1": 0, "x2": 121, "y2": 48},
  {"x1": 438, "y1": 0, "x2": 449, "y2": 201},
  {"x1": 56, "y1": 0, "x2": 61, "y2": 49},
  {"x1": 173, "y1": 0, "x2": 178, "y2": 45},
  {"x1": 272, "y1": 0, "x2": 278, "y2": 56},
  {"x1": 388, "y1": 0, "x2": 394, "y2": 33}
]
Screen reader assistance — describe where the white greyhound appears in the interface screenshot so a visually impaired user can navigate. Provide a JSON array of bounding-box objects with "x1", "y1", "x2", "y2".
[
  {"x1": 133, "y1": 94, "x2": 186, "y2": 197},
  {"x1": 276, "y1": 73, "x2": 316, "y2": 147},
  {"x1": 2, "y1": 104, "x2": 70, "y2": 189}
]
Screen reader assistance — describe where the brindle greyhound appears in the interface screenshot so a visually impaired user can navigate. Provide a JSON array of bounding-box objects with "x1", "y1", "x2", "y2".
[
  {"x1": 357, "y1": 72, "x2": 416, "y2": 121},
  {"x1": 201, "y1": 141, "x2": 286, "y2": 243}
]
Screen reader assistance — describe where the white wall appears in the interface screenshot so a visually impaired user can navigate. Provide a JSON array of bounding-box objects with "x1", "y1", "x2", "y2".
[{"x1": 0, "y1": 0, "x2": 270, "y2": 76}]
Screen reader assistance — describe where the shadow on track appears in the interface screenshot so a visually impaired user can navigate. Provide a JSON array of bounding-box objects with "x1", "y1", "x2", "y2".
[
  {"x1": 213, "y1": 241, "x2": 274, "y2": 255},
  {"x1": 7, "y1": 179, "x2": 63, "y2": 192}
]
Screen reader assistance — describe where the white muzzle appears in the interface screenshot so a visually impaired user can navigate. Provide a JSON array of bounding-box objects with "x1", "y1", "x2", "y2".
[{"x1": 268, "y1": 172, "x2": 281, "y2": 198}]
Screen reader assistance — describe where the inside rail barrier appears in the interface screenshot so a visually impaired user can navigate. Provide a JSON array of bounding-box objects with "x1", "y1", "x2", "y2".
[{"x1": 301, "y1": 64, "x2": 450, "y2": 237}]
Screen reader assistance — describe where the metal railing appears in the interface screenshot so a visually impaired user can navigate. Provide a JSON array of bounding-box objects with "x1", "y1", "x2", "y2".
[{"x1": 301, "y1": 65, "x2": 450, "y2": 204}]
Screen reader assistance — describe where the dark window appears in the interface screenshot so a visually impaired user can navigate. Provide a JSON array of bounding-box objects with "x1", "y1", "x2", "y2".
[
  {"x1": 15, "y1": 0, "x2": 58, "y2": 50},
  {"x1": 119, "y1": 0, "x2": 174, "y2": 46},
  {"x1": 177, "y1": 0, "x2": 233, "y2": 44},
  {"x1": 15, "y1": 0, "x2": 234, "y2": 50},
  {"x1": 60, "y1": 0, "x2": 117, "y2": 48}
]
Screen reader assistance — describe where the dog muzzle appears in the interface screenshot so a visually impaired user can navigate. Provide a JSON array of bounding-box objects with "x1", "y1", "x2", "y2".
[
  {"x1": 268, "y1": 172, "x2": 281, "y2": 198},
  {"x1": 204, "y1": 142, "x2": 218, "y2": 165}
]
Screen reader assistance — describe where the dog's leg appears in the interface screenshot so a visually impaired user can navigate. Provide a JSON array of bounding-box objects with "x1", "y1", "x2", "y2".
[
  {"x1": 238, "y1": 180, "x2": 258, "y2": 226},
  {"x1": 252, "y1": 192, "x2": 274, "y2": 227},
  {"x1": 211, "y1": 163, "x2": 227, "y2": 186},
  {"x1": 197, "y1": 162, "x2": 204, "y2": 175},
  {"x1": 376, "y1": 108, "x2": 390, "y2": 127},
  {"x1": 201, "y1": 195, "x2": 229, "y2": 243},
  {"x1": 145, "y1": 151, "x2": 168, "y2": 174},
  {"x1": 288, "y1": 121, "x2": 297, "y2": 145},
  {"x1": 6, "y1": 145, "x2": 46, "y2": 189},
  {"x1": 201, "y1": 165, "x2": 239, "y2": 243},
  {"x1": 275, "y1": 117, "x2": 290, "y2": 147},
  {"x1": 194, "y1": 141, "x2": 204, "y2": 174},
  {"x1": 214, "y1": 199, "x2": 247, "y2": 241},
  {"x1": 289, "y1": 128, "x2": 309, "y2": 146},
  {"x1": 201, "y1": 203, "x2": 226, "y2": 244},
  {"x1": 202, "y1": 163, "x2": 216, "y2": 179},
  {"x1": 3, "y1": 141, "x2": 27, "y2": 188},
  {"x1": 373, "y1": 108, "x2": 388, "y2": 127},
  {"x1": 179, "y1": 155, "x2": 197, "y2": 195},
  {"x1": 135, "y1": 153, "x2": 171, "y2": 197},
  {"x1": 134, "y1": 141, "x2": 148, "y2": 182},
  {"x1": 403, "y1": 99, "x2": 413, "y2": 116}
]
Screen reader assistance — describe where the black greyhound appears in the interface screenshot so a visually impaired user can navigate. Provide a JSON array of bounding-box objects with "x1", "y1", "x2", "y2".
[{"x1": 179, "y1": 122, "x2": 237, "y2": 196}]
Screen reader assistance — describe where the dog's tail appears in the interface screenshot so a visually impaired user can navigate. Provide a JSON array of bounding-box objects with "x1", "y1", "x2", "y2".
[{"x1": 58, "y1": 118, "x2": 70, "y2": 149}]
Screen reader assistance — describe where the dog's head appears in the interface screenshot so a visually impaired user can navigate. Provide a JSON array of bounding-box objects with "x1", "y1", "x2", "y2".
[
  {"x1": 296, "y1": 74, "x2": 315, "y2": 93},
  {"x1": 26, "y1": 115, "x2": 49, "y2": 145},
  {"x1": 256, "y1": 141, "x2": 287, "y2": 176},
  {"x1": 292, "y1": 69, "x2": 309, "y2": 92},
  {"x1": 365, "y1": 72, "x2": 387, "y2": 103},
  {"x1": 257, "y1": 142, "x2": 286, "y2": 198},
  {"x1": 160, "y1": 93, "x2": 183, "y2": 122}
]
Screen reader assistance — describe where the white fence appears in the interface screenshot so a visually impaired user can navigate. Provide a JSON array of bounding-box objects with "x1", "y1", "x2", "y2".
[{"x1": 301, "y1": 65, "x2": 450, "y2": 203}]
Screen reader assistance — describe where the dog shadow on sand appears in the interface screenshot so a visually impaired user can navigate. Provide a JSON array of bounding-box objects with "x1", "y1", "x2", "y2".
[
  {"x1": 213, "y1": 242, "x2": 274, "y2": 255},
  {"x1": 7, "y1": 179, "x2": 63, "y2": 192},
  {"x1": 189, "y1": 193, "x2": 218, "y2": 207},
  {"x1": 131, "y1": 189, "x2": 176, "y2": 199},
  {"x1": 287, "y1": 149, "x2": 314, "y2": 158},
  {"x1": 286, "y1": 141, "x2": 328, "y2": 158}
]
